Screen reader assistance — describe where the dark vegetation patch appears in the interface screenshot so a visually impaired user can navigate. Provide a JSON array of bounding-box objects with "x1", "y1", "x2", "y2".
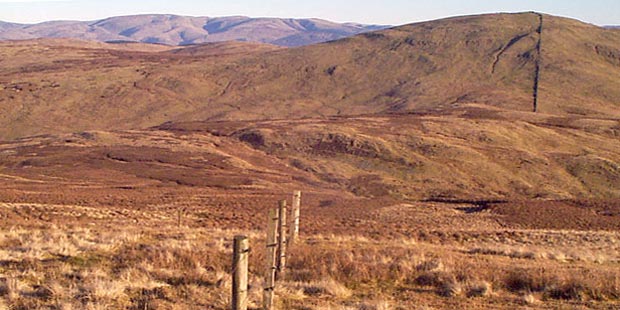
[
  {"x1": 423, "y1": 198, "x2": 507, "y2": 213},
  {"x1": 595, "y1": 45, "x2": 620, "y2": 66},
  {"x1": 488, "y1": 200, "x2": 620, "y2": 230},
  {"x1": 347, "y1": 174, "x2": 393, "y2": 197}
]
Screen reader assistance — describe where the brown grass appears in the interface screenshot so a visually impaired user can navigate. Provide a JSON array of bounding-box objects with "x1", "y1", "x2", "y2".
[
  {"x1": 0, "y1": 10, "x2": 619, "y2": 310},
  {"x1": 2, "y1": 13, "x2": 620, "y2": 142},
  {"x1": 0, "y1": 223, "x2": 618, "y2": 309}
]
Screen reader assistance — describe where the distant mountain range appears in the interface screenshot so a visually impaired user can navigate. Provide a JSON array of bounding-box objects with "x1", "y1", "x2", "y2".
[{"x1": 0, "y1": 14, "x2": 388, "y2": 47}]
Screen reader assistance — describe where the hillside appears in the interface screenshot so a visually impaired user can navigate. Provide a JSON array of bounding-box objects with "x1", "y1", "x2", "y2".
[
  {"x1": 0, "y1": 12, "x2": 619, "y2": 201},
  {"x1": 0, "y1": 14, "x2": 386, "y2": 47},
  {"x1": 1, "y1": 12, "x2": 619, "y2": 142},
  {"x1": 1, "y1": 13, "x2": 620, "y2": 309},
  {"x1": 1, "y1": 109, "x2": 618, "y2": 202}
]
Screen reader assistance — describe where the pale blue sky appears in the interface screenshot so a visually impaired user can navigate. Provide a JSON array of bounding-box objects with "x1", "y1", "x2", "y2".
[{"x1": 1, "y1": 0, "x2": 619, "y2": 26}]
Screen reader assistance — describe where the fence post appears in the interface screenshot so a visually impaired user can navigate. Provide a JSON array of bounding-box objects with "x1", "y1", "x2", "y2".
[
  {"x1": 177, "y1": 208, "x2": 182, "y2": 228},
  {"x1": 232, "y1": 235, "x2": 249, "y2": 310},
  {"x1": 289, "y1": 190, "x2": 301, "y2": 246},
  {"x1": 276, "y1": 200, "x2": 287, "y2": 280},
  {"x1": 263, "y1": 208, "x2": 279, "y2": 310}
]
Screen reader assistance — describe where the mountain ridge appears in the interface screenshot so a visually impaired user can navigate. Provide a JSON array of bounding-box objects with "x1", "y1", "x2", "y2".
[{"x1": 0, "y1": 14, "x2": 388, "y2": 47}]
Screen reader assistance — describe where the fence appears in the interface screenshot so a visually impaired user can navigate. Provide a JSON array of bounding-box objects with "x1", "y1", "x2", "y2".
[{"x1": 231, "y1": 190, "x2": 302, "y2": 310}]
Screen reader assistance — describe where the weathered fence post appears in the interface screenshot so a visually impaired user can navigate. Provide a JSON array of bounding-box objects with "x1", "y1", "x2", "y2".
[
  {"x1": 263, "y1": 208, "x2": 279, "y2": 310},
  {"x1": 232, "y1": 235, "x2": 249, "y2": 310},
  {"x1": 276, "y1": 200, "x2": 287, "y2": 279},
  {"x1": 289, "y1": 190, "x2": 301, "y2": 246},
  {"x1": 177, "y1": 208, "x2": 182, "y2": 228}
]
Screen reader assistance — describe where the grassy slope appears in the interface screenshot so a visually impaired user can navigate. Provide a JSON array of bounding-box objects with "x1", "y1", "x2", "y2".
[
  {"x1": 1, "y1": 13, "x2": 619, "y2": 140},
  {"x1": 147, "y1": 12, "x2": 543, "y2": 120},
  {"x1": 0, "y1": 13, "x2": 618, "y2": 201},
  {"x1": 0, "y1": 109, "x2": 618, "y2": 200},
  {"x1": 161, "y1": 110, "x2": 620, "y2": 200},
  {"x1": 538, "y1": 15, "x2": 620, "y2": 116}
]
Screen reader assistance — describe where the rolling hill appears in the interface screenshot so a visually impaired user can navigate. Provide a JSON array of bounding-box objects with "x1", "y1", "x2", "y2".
[
  {"x1": 1, "y1": 12, "x2": 618, "y2": 141},
  {"x1": 0, "y1": 14, "x2": 387, "y2": 47},
  {"x1": 0, "y1": 12, "x2": 619, "y2": 201}
]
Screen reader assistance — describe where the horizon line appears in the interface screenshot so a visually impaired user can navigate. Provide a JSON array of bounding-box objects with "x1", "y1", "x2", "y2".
[{"x1": 0, "y1": 11, "x2": 616, "y2": 27}]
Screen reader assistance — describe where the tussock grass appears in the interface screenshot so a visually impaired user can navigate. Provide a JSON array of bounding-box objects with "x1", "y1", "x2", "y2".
[
  {"x1": 503, "y1": 267, "x2": 620, "y2": 301},
  {"x1": 468, "y1": 244, "x2": 616, "y2": 263},
  {"x1": 465, "y1": 280, "x2": 492, "y2": 298},
  {"x1": 0, "y1": 225, "x2": 619, "y2": 309}
]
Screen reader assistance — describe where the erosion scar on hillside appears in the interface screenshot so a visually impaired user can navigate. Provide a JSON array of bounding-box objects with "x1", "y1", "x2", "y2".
[
  {"x1": 532, "y1": 13, "x2": 543, "y2": 113},
  {"x1": 491, "y1": 33, "x2": 530, "y2": 74}
]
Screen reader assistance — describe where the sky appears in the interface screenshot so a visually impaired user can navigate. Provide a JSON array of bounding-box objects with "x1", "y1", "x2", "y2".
[{"x1": 0, "y1": 0, "x2": 619, "y2": 26}]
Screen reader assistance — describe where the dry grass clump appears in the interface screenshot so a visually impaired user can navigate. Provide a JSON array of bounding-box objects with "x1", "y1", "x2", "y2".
[
  {"x1": 0, "y1": 277, "x2": 22, "y2": 301},
  {"x1": 437, "y1": 278, "x2": 462, "y2": 297},
  {"x1": 112, "y1": 241, "x2": 228, "y2": 288},
  {"x1": 413, "y1": 271, "x2": 467, "y2": 299},
  {"x1": 468, "y1": 244, "x2": 616, "y2": 264},
  {"x1": 357, "y1": 299, "x2": 391, "y2": 310},
  {"x1": 285, "y1": 241, "x2": 425, "y2": 284},
  {"x1": 0, "y1": 226, "x2": 144, "y2": 269},
  {"x1": 35, "y1": 279, "x2": 72, "y2": 305},
  {"x1": 412, "y1": 271, "x2": 453, "y2": 288},
  {"x1": 503, "y1": 268, "x2": 620, "y2": 301},
  {"x1": 465, "y1": 280, "x2": 492, "y2": 297},
  {"x1": 410, "y1": 257, "x2": 468, "y2": 298},
  {"x1": 544, "y1": 280, "x2": 588, "y2": 301},
  {"x1": 520, "y1": 293, "x2": 537, "y2": 305},
  {"x1": 415, "y1": 258, "x2": 445, "y2": 272},
  {"x1": 543, "y1": 274, "x2": 620, "y2": 301},
  {"x1": 503, "y1": 268, "x2": 553, "y2": 293},
  {"x1": 468, "y1": 246, "x2": 539, "y2": 260},
  {"x1": 302, "y1": 278, "x2": 352, "y2": 299},
  {"x1": 320, "y1": 278, "x2": 352, "y2": 299},
  {"x1": 81, "y1": 276, "x2": 129, "y2": 303}
]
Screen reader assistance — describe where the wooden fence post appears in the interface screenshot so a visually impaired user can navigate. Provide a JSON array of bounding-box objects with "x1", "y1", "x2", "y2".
[
  {"x1": 263, "y1": 208, "x2": 279, "y2": 310},
  {"x1": 276, "y1": 200, "x2": 287, "y2": 279},
  {"x1": 177, "y1": 208, "x2": 182, "y2": 228},
  {"x1": 289, "y1": 190, "x2": 301, "y2": 246},
  {"x1": 232, "y1": 235, "x2": 249, "y2": 310}
]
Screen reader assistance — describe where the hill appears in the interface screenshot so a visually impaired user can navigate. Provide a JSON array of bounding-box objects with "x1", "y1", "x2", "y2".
[
  {"x1": 1, "y1": 12, "x2": 619, "y2": 142},
  {"x1": 0, "y1": 12, "x2": 619, "y2": 201},
  {"x1": 1, "y1": 12, "x2": 620, "y2": 310},
  {"x1": 0, "y1": 14, "x2": 386, "y2": 47},
  {"x1": 1, "y1": 109, "x2": 618, "y2": 202}
]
